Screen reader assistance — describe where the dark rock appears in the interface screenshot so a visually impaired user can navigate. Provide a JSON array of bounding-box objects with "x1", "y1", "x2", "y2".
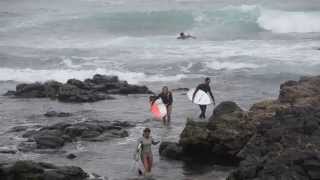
[
  {"x1": 67, "y1": 79, "x2": 89, "y2": 89},
  {"x1": 119, "y1": 84, "x2": 153, "y2": 94},
  {"x1": 8, "y1": 74, "x2": 152, "y2": 103},
  {"x1": 159, "y1": 142, "x2": 183, "y2": 160},
  {"x1": 0, "y1": 160, "x2": 89, "y2": 180},
  {"x1": 176, "y1": 102, "x2": 253, "y2": 164},
  {"x1": 227, "y1": 107, "x2": 320, "y2": 180},
  {"x1": 212, "y1": 101, "x2": 242, "y2": 117},
  {"x1": 279, "y1": 76, "x2": 320, "y2": 107},
  {"x1": 92, "y1": 74, "x2": 119, "y2": 84},
  {"x1": 34, "y1": 135, "x2": 65, "y2": 149},
  {"x1": 3, "y1": 90, "x2": 15, "y2": 96},
  {"x1": 66, "y1": 153, "x2": 77, "y2": 159},
  {"x1": 19, "y1": 120, "x2": 133, "y2": 151},
  {"x1": 171, "y1": 88, "x2": 189, "y2": 92},
  {"x1": 8, "y1": 125, "x2": 29, "y2": 132},
  {"x1": 15, "y1": 82, "x2": 46, "y2": 98},
  {"x1": 44, "y1": 111, "x2": 73, "y2": 117},
  {"x1": 0, "y1": 148, "x2": 17, "y2": 154},
  {"x1": 43, "y1": 80, "x2": 63, "y2": 98}
]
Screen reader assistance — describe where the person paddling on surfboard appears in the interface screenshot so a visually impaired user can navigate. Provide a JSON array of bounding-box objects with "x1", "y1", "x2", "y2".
[
  {"x1": 193, "y1": 77, "x2": 215, "y2": 119},
  {"x1": 177, "y1": 32, "x2": 196, "y2": 40},
  {"x1": 152, "y1": 86, "x2": 173, "y2": 124},
  {"x1": 135, "y1": 128, "x2": 160, "y2": 176}
]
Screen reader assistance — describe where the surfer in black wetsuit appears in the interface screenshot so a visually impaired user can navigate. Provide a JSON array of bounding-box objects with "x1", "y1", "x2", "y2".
[
  {"x1": 193, "y1": 77, "x2": 215, "y2": 119},
  {"x1": 153, "y1": 86, "x2": 173, "y2": 124},
  {"x1": 177, "y1": 32, "x2": 196, "y2": 40}
]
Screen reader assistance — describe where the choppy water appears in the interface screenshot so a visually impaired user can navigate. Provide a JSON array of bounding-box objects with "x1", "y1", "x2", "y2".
[{"x1": 0, "y1": 0, "x2": 320, "y2": 179}]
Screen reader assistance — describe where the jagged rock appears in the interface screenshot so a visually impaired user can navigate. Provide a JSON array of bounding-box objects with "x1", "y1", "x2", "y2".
[
  {"x1": 15, "y1": 82, "x2": 46, "y2": 98},
  {"x1": 44, "y1": 111, "x2": 73, "y2": 117},
  {"x1": 92, "y1": 74, "x2": 119, "y2": 84},
  {"x1": 19, "y1": 120, "x2": 133, "y2": 151},
  {"x1": 159, "y1": 142, "x2": 183, "y2": 160},
  {"x1": 176, "y1": 102, "x2": 253, "y2": 163},
  {"x1": 227, "y1": 107, "x2": 320, "y2": 180},
  {"x1": 66, "y1": 153, "x2": 77, "y2": 159},
  {"x1": 8, "y1": 125, "x2": 29, "y2": 132},
  {"x1": 279, "y1": 76, "x2": 320, "y2": 107},
  {"x1": 5, "y1": 74, "x2": 152, "y2": 103},
  {"x1": 0, "y1": 160, "x2": 89, "y2": 180},
  {"x1": 3, "y1": 90, "x2": 15, "y2": 96}
]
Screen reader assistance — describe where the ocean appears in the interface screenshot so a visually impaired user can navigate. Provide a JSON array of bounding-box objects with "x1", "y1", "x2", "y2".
[{"x1": 0, "y1": 0, "x2": 319, "y2": 179}]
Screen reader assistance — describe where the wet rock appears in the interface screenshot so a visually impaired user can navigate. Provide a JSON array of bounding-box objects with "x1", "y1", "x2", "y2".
[
  {"x1": 159, "y1": 142, "x2": 183, "y2": 160},
  {"x1": 19, "y1": 120, "x2": 134, "y2": 151},
  {"x1": 15, "y1": 82, "x2": 46, "y2": 98},
  {"x1": 8, "y1": 125, "x2": 29, "y2": 132},
  {"x1": 174, "y1": 101, "x2": 253, "y2": 163},
  {"x1": 3, "y1": 90, "x2": 15, "y2": 96},
  {"x1": 66, "y1": 153, "x2": 77, "y2": 159},
  {"x1": 17, "y1": 141, "x2": 37, "y2": 152},
  {"x1": 279, "y1": 76, "x2": 320, "y2": 107},
  {"x1": 5, "y1": 74, "x2": 152, "y2": 103},
  {"x1": 227, "y1": 107, "x2": 320, "y2": 180},
  {"x1": 171, "y1": 88, "x2": 189, "y2": 92},
  {"x1": 0, "y1": 147, "x2": 17, "y2": 154},
  {"x1": 0, "y1": 160, "x2": 89, "y2": 180},
  {"x1": 44, "y1": 111, "x2": 73, "y2": 117},
  {"x1": 93, "y1": 74, "x2": 119, "y2": 84}
]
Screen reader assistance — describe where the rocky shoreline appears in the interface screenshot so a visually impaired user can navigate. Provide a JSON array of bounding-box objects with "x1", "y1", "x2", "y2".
[
  {"x1": 160, "y1": 75, "x2": 320, "y2": 179},
  {"x1": 18, "y1": 120, "x2": 134, "y2": 152},
  {"x1": 0, "y1": 160, "x2": 106, "y2": 180},
  {"x1": 4, "y1": 74, "x2": 153, "y2": 103}
]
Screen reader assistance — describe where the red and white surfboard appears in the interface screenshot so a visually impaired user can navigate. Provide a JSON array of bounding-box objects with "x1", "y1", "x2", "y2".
[{"x1": 151, "y1": 99, "x2": 167, "y2": 119}]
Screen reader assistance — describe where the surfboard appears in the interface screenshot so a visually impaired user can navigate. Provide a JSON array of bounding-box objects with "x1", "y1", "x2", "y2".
[
  {"x1": 135, "y1": 143, "x2": 142, "y2": 161},
  {"x1": 151, "y1": 99, "x2": 167, "y2": 119},
  {"x1": 187, "y1": 88, "x2": 212, "y2": 105}
]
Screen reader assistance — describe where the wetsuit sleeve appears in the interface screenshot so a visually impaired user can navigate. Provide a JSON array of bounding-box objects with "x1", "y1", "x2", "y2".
[
  {"x1": 151, "y1": 94, "x2": 160, "y2": 105},
  {"x1": 152, "y1": 138, "x2": 160, "y2": 145},
  {"x1": 192, "y1": 85, "x2": 201, "y2": 101}
]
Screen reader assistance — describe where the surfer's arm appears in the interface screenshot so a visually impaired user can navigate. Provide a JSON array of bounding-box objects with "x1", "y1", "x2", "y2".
[
  {"x1": 150, "y1": 95, "x2": 160, "y2": 105},
  {"x1": 208, "y1": 86, "x2": 215, "y2": 105},
  {"x1": 192, "y1": 85, "x2": 200, "y2": 101},
  {"x1": 152, "y1": 139, "x2": 160, "y2": 145}
]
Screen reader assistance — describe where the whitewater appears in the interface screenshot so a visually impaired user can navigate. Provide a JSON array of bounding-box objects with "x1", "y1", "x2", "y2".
[{"x1": 0, "y1": 0, "x2": 320, "y2": 179}]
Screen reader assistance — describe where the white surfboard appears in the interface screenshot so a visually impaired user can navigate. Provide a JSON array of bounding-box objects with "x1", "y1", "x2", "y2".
[
  {"x1": 187, "y1": 88, "x2": 212, "y2": 105},
  {"x1": 151, "y1": 99, "x2": 167, "y2": 119}
]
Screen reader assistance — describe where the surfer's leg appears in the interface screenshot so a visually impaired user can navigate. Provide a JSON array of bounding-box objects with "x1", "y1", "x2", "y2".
[
  {"x1": 199, "y1": 105, "x2": 205, "y2": 118},
  {"x1": 203, "y1": 105, "x2": 207, "y2": 118},
  {"x1": 167, "y1": 105, "x2": 172, "y2": 122},
  {"x1": 142, "y1": 154, "x2": 149, "y2": 174},
  {"x1": 148, "y1": 154, "x2": 153, "y2": 172}
]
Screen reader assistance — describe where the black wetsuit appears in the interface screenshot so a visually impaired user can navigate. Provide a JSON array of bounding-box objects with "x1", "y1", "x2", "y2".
[
  {"x1": 193, "y1": 83, "x2": 214, "y2": 119},
  {"x1": 156, "y1": 92, "x2": 173, "y2": 106}
]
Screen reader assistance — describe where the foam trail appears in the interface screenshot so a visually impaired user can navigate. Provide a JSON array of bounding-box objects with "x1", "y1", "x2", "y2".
[
  {"x1": 205, "y1": 61, "x2": 260, "y2": 70},
  {"x1": 0, "y1": 68, "x2": 186, "y2": 84},
  {"x1": 258, "y1": 9, "x2": 320, "y2": 33}
]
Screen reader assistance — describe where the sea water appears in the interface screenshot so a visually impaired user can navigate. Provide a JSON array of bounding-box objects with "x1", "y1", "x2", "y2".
[{"x1": 0, "y1": 0, "x2": 319, "y2": 179}]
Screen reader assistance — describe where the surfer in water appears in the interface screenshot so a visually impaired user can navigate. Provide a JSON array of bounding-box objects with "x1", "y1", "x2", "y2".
[
  {"x1": 193, "y1": 77, "x2": 215, "y2": 119},
  {"x1": 177, "y1": 32, "x2": 196, "y2": 40},
  {"x1": 136, "y1": 128, "x2": 160, "y2": 176},
  {"x1": 152, "y1": 86, "x2": 173, "y2": 124}
]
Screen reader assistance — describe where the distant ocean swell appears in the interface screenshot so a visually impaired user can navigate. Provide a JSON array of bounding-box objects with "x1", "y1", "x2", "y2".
[{"x1": 2, "y1": 5, "x2": 320, "y2": 35}]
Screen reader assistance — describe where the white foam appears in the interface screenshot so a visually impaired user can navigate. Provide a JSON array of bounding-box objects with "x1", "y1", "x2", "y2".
[
  {"x1": 205, "y1": 61, "x2": 260, "y2": 70},
  {"x1": 258, "y1": 9, "x2": 320, "y2": 33},
  {"x1": 0, "y1": 68, "x2": 186, "y2": 84}
]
